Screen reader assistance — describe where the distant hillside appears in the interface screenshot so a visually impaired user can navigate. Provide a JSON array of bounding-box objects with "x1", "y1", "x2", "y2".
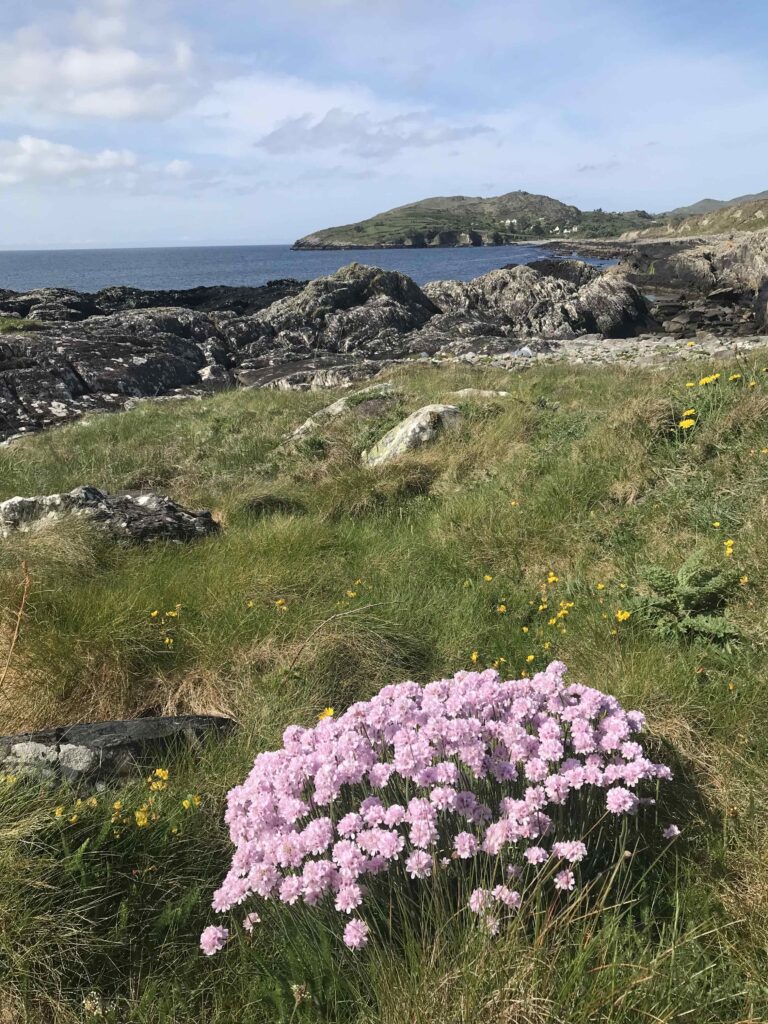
[
  {"x1": 622, "y1": 196, "x2": 768, "y2": 239},
  {"x1": 665, "y1": 189, "x2": 768, "y2": 219},
  {"x1": 293, "y1": 191, "x2": 658, "y2": 249}
]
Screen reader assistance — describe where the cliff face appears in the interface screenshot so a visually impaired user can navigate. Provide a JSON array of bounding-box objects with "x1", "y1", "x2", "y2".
[{"x1": 293, "y1": 192, "x2": 656, "y2": 249}]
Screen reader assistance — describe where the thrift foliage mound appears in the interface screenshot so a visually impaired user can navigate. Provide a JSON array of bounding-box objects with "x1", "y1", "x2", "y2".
[{"x1": 206, "y1": 661, "x2": 672, "y2": 953}]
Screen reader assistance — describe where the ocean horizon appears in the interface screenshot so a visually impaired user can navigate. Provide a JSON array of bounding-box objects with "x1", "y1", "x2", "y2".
[{"x1": 0, "y1": 242, "x2": 615, "y2": 293}]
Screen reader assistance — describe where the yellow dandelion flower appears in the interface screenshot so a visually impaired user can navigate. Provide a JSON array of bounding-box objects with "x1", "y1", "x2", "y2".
[
  {"x1": 546, "y1": 572, "x2": 559, "y2": 584},
  {"x1": 483, "y1": 574, "x2": 493, "y2": 582},
  {"x1": 182, "y1": 798, "x2": 191, "y2": 810},
  {"x1": 165, "y1": 610, "x2": 178, "y2": 618},
  {"x1": 150, "y1": 609, "x2": 159, "y2": 618},
  {"x1": 685, "y1": 381, "x2": 695, "y2": 387},
  {"x1": 683, "y1": 408, "x2": 695, "y2": 417},
  {"x1": 497, "y1": 604, "x2": 507, "y2": 614},
  {"x1": 113, "y1": 800, "x2": 122, "y2": 811},
  {"x1": 154, "y1": 768, "x2": 169, "y2": 780},
  {"x1": 596, "y1": 583, "x2": 605, "y2": 590},
  {"x1": 87, "y1": 797, "x2": 98, "y2": 808},
  {"x1": 510, "y1": 499, "x2": 519, "y2": 507},
  {"x1": 615, "y1": 609, "x2": 632, "y2": 623},
  {"x1": 192, "y1": 795, "x2": 201, "y2": 807},
  {"x1": 729, "y1": 373, "x2": 742, "y2": 382},
  {"x1": 246, "y1": 599, "x2": 254, "y2": 608},
  {"x1": 548, "y1": 617, "x2": 557, "y2": 626},
  {"x1": 163, "y1": 636, "x2": 174, "y2": 646},
  {"x1": 748, "y1": 380, "x2": 756, "y2": 388},
  {"x1": 54, "y1": 805, "x2": 64, "y2": 818},
  {"x1": 318, "y1": 707, "x2": 335, "y2": 720},
  {"x1": 470, "y1": 651, "x2": 479, "y2": 664},
  {"x1": 686, "y1": 341, "x2": 695, "y2": 348},
  {"x1": 69, "y1": 814, "x2": 79, "y2": 824},
  {"x1": 610, "y1": 628, "x2": 618, "y2": 636},
  {"x1": 346, "y1": 591, "x2": 358, "y2": 598},
  {"x1": 522, "y1": 626, "x2": 529, "y2": 633},
  {"x1": 135, "y1": 809, "x2": 149, "y2": 828},
  {"x1": 739, "y1": 575, "x2": 749, "y2": 585},
  {"x1": 678, "y1": 418, "x2": 696, "y2": 429},
  {"x1": 542, "y1": 642, "x2": 551, "y2": 650},
  {"x1": 712, "y1": 521, "x2": 721, "y2": 528},
  {"x1": 526, "y1": 654, "x2": 535, "y2": 663}
]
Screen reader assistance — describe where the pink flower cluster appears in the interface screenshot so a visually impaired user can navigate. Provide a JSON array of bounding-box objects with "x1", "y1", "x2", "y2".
[{"x1": 203, "y1": 662, "x2": 672, "y2": 952}]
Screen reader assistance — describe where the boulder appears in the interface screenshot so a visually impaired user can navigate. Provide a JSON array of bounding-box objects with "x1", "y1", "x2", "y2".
[
  {"x1": 0, "y1": 715, "x2": 234, "y2": 784},
  {"x1": 362, "y1": 404, "x2": 460, "y2": 467},
  {"x1": 0, "y1": 486, "x2": 219, "y2": 543}
]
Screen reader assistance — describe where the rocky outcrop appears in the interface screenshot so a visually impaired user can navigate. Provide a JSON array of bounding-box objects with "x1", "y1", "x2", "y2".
[
  {"x1": 363, "y1": 404, "x2": 460, "y2": 467},
  {"x1": 422, "y1": 265, "x2": 654, "y2": 339},
  {"x1": 0, "y1": 715, "x2": 234, "y2": 784},
  {"x1": 0, "y1": 486, "x2": 219, "y2": 543},
  {"x1": 232, "y1": 263, "x2": 439, "y2": 358},
  {"x1": 0, "y1": 280, "x2": 304, "y2": 322}
]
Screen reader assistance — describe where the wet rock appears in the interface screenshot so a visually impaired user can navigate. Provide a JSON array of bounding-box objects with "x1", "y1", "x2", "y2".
[
  {"x1": 0, "y1": 486, "x2": 219, "y2": 543},
  {"x1": 363, "y1": 404, "x2": 460, "y2": 467},
  {"x1": 0, "y1": 715, "x2": 234, "y2": 784}
]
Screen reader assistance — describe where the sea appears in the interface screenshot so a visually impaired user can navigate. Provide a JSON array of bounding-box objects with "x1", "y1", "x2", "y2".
[{"x1": 0, "y1": 243, "x2": 615, "y2": 293}]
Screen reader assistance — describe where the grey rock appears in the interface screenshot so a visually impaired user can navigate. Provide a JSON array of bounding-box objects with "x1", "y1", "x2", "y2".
[
  {"x1": 363, "y1": 404, "x2": 460, "y2": 467},
  {"x1": 0, "y1": 486, "x2": 219, "y2": 543},
  {"x1": 288, "y1": 381, "x2": 397, "y2": 440},
  {"x1": 0, "y1": 715, "x2": 234, "y2": 784}
]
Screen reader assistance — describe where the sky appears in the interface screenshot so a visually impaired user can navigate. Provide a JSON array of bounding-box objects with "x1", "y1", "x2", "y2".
[{"x1": 0, "y1": 0, "x2": 767, "y2": 248}]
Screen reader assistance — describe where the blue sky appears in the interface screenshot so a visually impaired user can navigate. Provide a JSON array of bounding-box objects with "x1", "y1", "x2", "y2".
[{"x1": 0, "y1": 0, "x2": 766, "y2": 248}]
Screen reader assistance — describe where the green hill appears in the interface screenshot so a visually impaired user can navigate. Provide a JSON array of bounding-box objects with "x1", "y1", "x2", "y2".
[
  {"x1": 664, "y1": 189, "x2": 768, "y2": 219},
  {"x1": 293, "y1": 190, "x2": 658, "y2": 248},
  {"x1": 623, "y1": 195, "x2": 768, "y2": 239}
]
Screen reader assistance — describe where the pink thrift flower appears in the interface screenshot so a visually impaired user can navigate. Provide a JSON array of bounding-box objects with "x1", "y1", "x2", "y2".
[
  {"x1": 605, "y1": 786, "x2": 639, "y2": 815},
  {"x1": 554, "y1": 869, "x2": 576, "y2": 892},
  {"x1": 343, "y1": 918, "x2": 369, "y2": 949},
  {"x1": 200, "y1": 925, "x2": 229, "y2": 956},
  {"x1": 335, "y1": 884, "x2": 363, "y2": 914},
  {"x1": 242, "y1": 912, "x2": 260, "y2": 932},
  {"x1": 662, "y1": 824, "x2": 681, "y2": 839},
  {"x1": 405, "y1": 850, "x2": 432, "y2": 879},
  {"x1": 453, "y1": 831, "x2": 478, "y2": 859}
]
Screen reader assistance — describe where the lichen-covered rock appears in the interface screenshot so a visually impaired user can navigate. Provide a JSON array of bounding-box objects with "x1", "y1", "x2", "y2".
[
  {"x1": 0, "y1": 486, "x2": 219, "y2": 543},
  {"x1": 239, "y1": 263, "x2": 439, "y2": 357},
  {"x1": 362, "y1": 404, "x2": 460, "y2": 467},
  {"x1": 0, "y1": 715, "x2": 234, "y2": 784},
  {"x1": 288, "y1": 382, "x2": 397, "y2": 440},
  {"x1": 422, "y1": 265, "x2": 653, "y2": 338}
]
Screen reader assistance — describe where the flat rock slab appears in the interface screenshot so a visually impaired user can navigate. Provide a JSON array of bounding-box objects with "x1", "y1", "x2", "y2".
[
  {"x1": 0, "y1": 485, "x2": 220, "y2": 543},
  {"x1": 288, "y1": 381, "x2": 398, "y2": 440},
  {"x1": 362, "y1": 404, "x2": 460, "y2": 467},
  {"x1": 0, "y1": 715, "x2": 235, "y2": 783}
]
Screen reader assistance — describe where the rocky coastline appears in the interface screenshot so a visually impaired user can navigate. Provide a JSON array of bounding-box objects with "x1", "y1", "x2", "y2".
[{"x1": 1, "y1": 231, "x2": 766, "y2": 447}]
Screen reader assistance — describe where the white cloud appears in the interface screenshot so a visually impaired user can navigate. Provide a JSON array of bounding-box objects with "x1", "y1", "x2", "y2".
[
  {"x1": 0, "y1": 4, "x2": 200, "y2": 120},
  {"x1": 0, "y1": 135, "x2": 136, "y2": 185}
]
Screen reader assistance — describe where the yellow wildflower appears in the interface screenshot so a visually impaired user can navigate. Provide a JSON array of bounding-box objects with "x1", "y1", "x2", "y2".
[
  {"x1": 246, "y1": 599, "x2": 254, "y2": 608},
  {"x1": 192, "y1": 795, "x2": 201, "y2": 807},
  {"x1": 526, "y1": 654, "x2": 535, "y2": 663},
  {"x1": 54, "y1": 805, "x2": 64, "y2": 818},
  {"x1": 678, "y1": 418, "x2": 696, "y2": 429},
  {"x1": 510, "y1": 499, "x2": 519, "y2": 507},
  {"x1": 548, "y1": 617, "x2": 557, "y2": 626},
  {"x1": 712, "y1": 521, "x2": 721, "y2": 528},
  {"x1": 470, "y1": 651, "x2": 479, "y2": 664},
  {"x1": 113, "y1": 800, "x2": 122, "y2": 811},
  {"x1": 135, "y1": 809, "x2": 149, "y2": 828},
  {"x1": 150, "y1": 609, "x2": 159, "y2": 618},
  {"x1": 683, "y1": 408, "x2": 695, "y2": 417},
  {"x1": 497, "y1": 604, "x2": 507, "y2": 614},
  {"x1": 748, "y1": 380, "x2": 756, "y2": 388},
  {"x1": 615, "y1": 609, "x2": 632, "y2": 623},
  {"x1": 739, "y1": 575, "x2": 749, "y2": 586},
  {"x1": 685, "y1": 381, "x2": 695, "y2": 387},
  {"x1": 165, "y1": 610, "x2": 178, "y2": 618},
  {"x1": 87, "y1": 797, "x2": 98, "y2": 808},
  {"x1": 686, "y1": 341, "x2": 695, "y2": 348},
  {"x1": 522, "y1": 626, "x2": 529, "y2": 634},
  {"x1": 729, "y1": 373, "x2": 742, "y2": 382},
  {"x1": 69, "y1": 814, "x2": 79, "y2": 824},
  {"x1": 164, "y1": 636, "x2": 174, "y2": 646},
  {"x1": 483, "y1": 574, "x2": 493, "y2": 582},
  {"x1": 542, "y1": 642, "x2": 551, "y2": 650},
  {"x1": 318, "y1": 707, "x2": 335, "y2": 720},
  {"x1": 346, "y1": 591, "x2": 358, "y2": 599},
  {"x1": 596, "y1": 583, "x2": 605, "y2": 590},
  {"x1": 154, "y1": 768, "x2": 169, "y2": 780},
  {"x1": 546, "y1": 572, "x2": 559, "y2": 584},
  {"x1": 182, "y1": 798, "x2": 191, "y2": 810}
]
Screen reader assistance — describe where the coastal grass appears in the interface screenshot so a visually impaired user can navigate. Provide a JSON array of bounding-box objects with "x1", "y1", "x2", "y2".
[{"x1": 1, "y1": 352, "x2": 768, "y2": 1021}]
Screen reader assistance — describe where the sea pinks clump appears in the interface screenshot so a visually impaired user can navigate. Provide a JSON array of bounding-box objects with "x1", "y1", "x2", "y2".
[{"x1": 203, "y1": 662, "x2": 672, "y2": 952}]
